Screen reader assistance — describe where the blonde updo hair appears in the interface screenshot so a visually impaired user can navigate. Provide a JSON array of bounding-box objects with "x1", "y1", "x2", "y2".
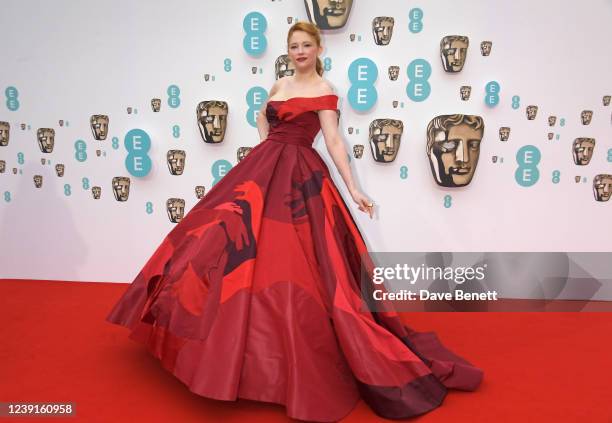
[{"x1": 287, "y1": 21, "x2": 324, "y2": 76}]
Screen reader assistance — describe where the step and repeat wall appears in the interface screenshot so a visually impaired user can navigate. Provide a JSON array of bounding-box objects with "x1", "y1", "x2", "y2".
[{"x1": 1, "y1": 0, "x2": 611, "y2": 282}]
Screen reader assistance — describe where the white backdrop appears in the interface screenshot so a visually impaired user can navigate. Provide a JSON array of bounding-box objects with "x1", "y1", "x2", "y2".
[{"x1": 1, "y1": 0, "x2": 611, "y2": 282}]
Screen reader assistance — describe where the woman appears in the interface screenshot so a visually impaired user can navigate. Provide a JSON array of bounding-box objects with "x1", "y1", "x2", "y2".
[{"x1": 106, "y1": 22, "x2": 483, "y2": 422}]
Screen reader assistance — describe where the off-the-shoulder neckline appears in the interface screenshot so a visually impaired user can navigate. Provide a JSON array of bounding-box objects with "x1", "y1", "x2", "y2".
[{"x1": 268, "y1": 94, "x2": 338, "y2": 103}]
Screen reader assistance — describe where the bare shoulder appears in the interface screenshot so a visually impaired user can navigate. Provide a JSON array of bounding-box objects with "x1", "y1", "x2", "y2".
[
  {"x1": 269, "y1": 78, "x2": 283, "y2": 97},
  {"x1": 317, "y1": 78, "x2": 336, "y2": 96}
]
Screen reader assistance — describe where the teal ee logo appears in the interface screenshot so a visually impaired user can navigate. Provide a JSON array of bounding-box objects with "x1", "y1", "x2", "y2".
[
  {"x1": 484, "y1": 81, "x2": 500, "y2": 107},
  {"x1": 246, "y1": 86, "x2": 268, "y2": 127},
  {"x1": 348, "y1": 58, "x2": 378, "y2": 111},
  {"x1": 515, "y1": 145, "x2": 541, "y2": 187},
  {"x1": 124, "y1": 129, "x2": 152, "y2": 177},
  {"x1": 406, "y1": 59, "x2": 431, "y2": 102},
  {"x1": 5, "y1": 86, "x2": 19, "y2": 111},
  {"x1": 408, "y1": 8, "x2": 424, "y2": 33},
  {"x1": 212, "y1": 159, "x2": 233, "y2": 186},
  {"x1": 243, "y1": 12, "x2": 267, "y2": 56},
  {"x1": 167, "y1": 85, "x2": 181, "y2": 108}
]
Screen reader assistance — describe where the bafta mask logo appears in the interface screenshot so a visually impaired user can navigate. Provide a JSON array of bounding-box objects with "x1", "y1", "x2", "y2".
[
  {"x1": 237, "y1": 147, "x2": 253, "y2": 162},
  {"x1": 195, "y1": 185, "x2": 206, "y2": 199},
  {"x1": 547, "y1": 132, "x2": 554, "y2": 141},
  {"x1": 460, "y1": 85, "x2": 472, "y2": 101},
  {"x1": 275, "y1": 54, "x2": 296, "y2": 79},
  {"x1": 348, "y1": 127, "x2": 354, "y2": 135},
  {"x1": 548, "y1": 116, "x2": 557, "y2": 126},
  {"x1": 287, "y1": 17, "x2": 293, "y2": 24},
  {"x1": 12, "y1": 167, "x2": 17, "y2": 174},
  {"x1": 196, "y1": 100, "x2": 228, "y2": 144},
  {"x1": 526, "y1": 105, "x2": 538, "y2": 120},
  {"x1": 92, "y1": 186, "x2": 101, "y2": 199},
  {"x1": 575, "y1": 176, "x2": 581, "y2": 183},
  {"x1": 440, "y1": 35, "x2": 469, "y2": 73},
  {"x1": 41, "y1": 158, "x2": 46, "y2": 165},
  {"x1": 353, "y1": 144, "x2": 364, "y2": 159},
  {"x1": 33, "y1": 175, "x2": 43, "y2": 188},
  {"x1": 427, "y1": 114, "x2": 485, "y2": 187},
  {"x1": 151, "y1": 98, "x2": 161, "y2": 112},
  {"x1": 127, "y1": 107, "x2": 133, "y2": 114},
  {"x1": 304, "y1": 0, "x2": 353, "y2": 29},
  {"x1": 37, "y1": 128, "x2": 55, "y2": 153},
  {"x1": 112, "y1": 176, "x2": 131, "y2": 201},
  {"x1": 593, "y1": 174, "x2": 612, "y2": 202},
  {"x1": 55, "y1": 163, "x2": 65, "y2": 177},
  {"x1": 388, "y1": 65, "x2": 399, "y2": 81},
  {"x1": 581, "y1": 110, "x2": 593, "y2": 125},
  {"x1": 0, "y1": 160, "x2": 5, "y2": 173},
  {"x1": 572, "y1": 138, "x2": 595, "y2": 165},
  {"x1": 492, "y1": 155, "x2": 498, "y2": 163},
  {"x1": 499, "y1": 127, "x2": 510, "y2": 142},
  {"x1": 90, "y1": 115, "x2": 109, "y2": 140},
  {"x1": 0, "y1": 121, "x2": 10, "y2": 146},
  {"x1": 20, "y1": 123, "x2": 26, "y2": 130},
  {"x1": 166, "y1": 198, "x2": 185, "y2": 223},
  {"x1": 96, "y1": 149, "x2": 101, "y2": 157},
  {"x1": 350, "y1": 33, "x2": 356, "y2": 42},
  {"x1": 59, "y1": 119, "x2": 64, "y2": 127},
  {"x1": 480, "y1": 41, "x2": 492, "y2": 56},
  {"x1": 368, "y1": 119, "x2": 404, "y2": 163},
  {"x1": 204, "y1": 73, "x2": 211, "y2": 81},
  {"x1": 167, "y1": 150, "x2": 186, "y2": 175},
  {"x1": 372, "y1": 16, "x2": 394, "y2": 46},
  {"x1": 604, "y1": 95, "x2": 611, "y2": 107}
]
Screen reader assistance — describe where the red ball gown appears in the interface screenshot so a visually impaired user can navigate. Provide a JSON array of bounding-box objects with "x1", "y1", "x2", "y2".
[{"x1": 106, "y1": 94, "x2": 483, "y2": 421}]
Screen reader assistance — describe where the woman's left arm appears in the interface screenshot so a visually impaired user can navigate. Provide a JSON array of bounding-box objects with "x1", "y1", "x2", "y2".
[{"x1": 319, "y1": 109, "x2": 375, "y2": 218}]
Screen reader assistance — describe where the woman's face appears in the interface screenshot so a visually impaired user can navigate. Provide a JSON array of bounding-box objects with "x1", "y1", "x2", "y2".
[{"x1": 287, "y1": 30, "x2": 322, "y2": 71}]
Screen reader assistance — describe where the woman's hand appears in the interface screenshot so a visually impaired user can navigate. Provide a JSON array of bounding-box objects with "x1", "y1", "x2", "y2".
[{"x1": 350, "y1": 188, "x2": 375, "y2": 219}]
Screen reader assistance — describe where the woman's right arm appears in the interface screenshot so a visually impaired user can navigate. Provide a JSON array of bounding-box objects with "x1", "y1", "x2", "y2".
[{"x1": 256, "y1": 79, "x2": 281, "y2": 142}]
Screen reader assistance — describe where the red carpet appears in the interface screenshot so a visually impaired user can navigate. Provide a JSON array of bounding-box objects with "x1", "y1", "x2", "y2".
[{"x1": 1, "y1": 279, "x2": 611, "y2": 422}]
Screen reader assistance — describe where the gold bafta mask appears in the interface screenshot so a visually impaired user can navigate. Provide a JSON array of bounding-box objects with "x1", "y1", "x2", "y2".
[
  {"x1": 526, "y1": 105, "x2": 538, "y2": 120},
  {"x1": 604, "y1": 95, "x2": 611, "y2": 106},
  {"x1": 20, "y1": 123, "x2": 26, "y2": 130},
  {"x1": 547, "y1": 132, "x2": 554, "y2": 141},
  {"x1": 388, "y1": 65, "x2": 399, "y2": 81},
  {"x1": 12, "y1": 167, "x2": 17, "y2": 174},
  {"x1": 492, "y1": 155, "x2": 498, "y2": 163},
  {"x1": 167, "y1": 150, "x2": 186, "y2": 175},
  {"x1": 440, "y1": 35, "x2": 469, "y2": 73},
  {"x1": 287, "y1": 17, "x2": 293, "y2": 24},
  {"x1": 96, "y1": 149, "x2": 101, "y2": 157},
  {"x1": 204, "y1": 74, "x2": 210, "y2": 82},
  {"x1": 127, "y1": 107, "x2": 132, "y2": 114},
  {"x1": 353, "y1": 144, "x2": 364, "y2": 159},
  {"x1": 90, "y1": 115, "x2": 109, "y2": 140},
  {"x1": 92, "y1": 186, "x2": 101, "y2": 199},
  {"x1": 368, "y1": 118, "x2": 403, "y2": 163},
  {"x1": 151, "y1": 98, "x2": 161, "y2": 112},
  {"x1": 166, "y1": 198, "x2": 185, "y2": 223},
  {"x1": 237, "y1": 147, "x2": 253, "y2": 162},
  {"x1": 581, "y1": 110, "x2": 593, "y2": 125},
  {"x1": 348, "y1": 127, "x2": 354, "y2": 135},
  {"x1": 572, "y1": 138, "x2": 595, "y2": 165},
  {"x1": 41, "y1": 158, "x2": 46, "y2": 165},
  {"x1": 55, "y1": 164, "x2": 65, "y2": 177},
  {"x1": 392, "y1": 100, "x2": 399, "y2": 108},
  {"x1": 575, "y1": 176, "x2": 581, "y2": 183},
  {"x1": 499, "y1": 127, "x2": 510, "y2": 142},
  {"x1": 593, "y1": 174, "x2": 612, "y2": 202},
  {"x1": 350, "y1": 33, "x2": 356, "y2": 42},
  {"x1": 195, "y1": 185, "x2": 206, "y2": 199},
  {"x1": 548, "y1": 116, "x2": 557, "y2": 126},
  {"x1": 59, "y1": 119, "x2": 64, "y2": 127},
  {"x1": 480, "y1": 41, "x2": 492, "y2": 56},
  {"x1": 460, "y1": 85, "x2": 472, "y2": 101},
  {"x1": 275, "y1": 54, "x2": 296, "y2": 79},
  {"x1": 304, "y1": 0, "x2": 353, "y2": 29},
  {"x1": 196, "y1": 100, "x2": 228, "y2": 144},
  {"x1": 372, "y1": 16, "x2": 394, "y2": 46},
  {"x1": 0, "y1": 160, "x2": 5, "y2": 173},
  {"x1": 112, "y1": 176, "x2": 131, "y2": 201},
  {"x1": 37, "y1": 128, "x2": 55, "y2": 153},
  {"x1": 251, "y1": 66, "x2": 258, "y2": 74},
  {"x1": 33, "y1": 175, "x2": 43, "y2": 188},
  {"x1": 427, "y1": 114, "x2": 485, "y2": 187},
  {"x1": 0, "y1": 121, "x2": 10, "y2": 146}
]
